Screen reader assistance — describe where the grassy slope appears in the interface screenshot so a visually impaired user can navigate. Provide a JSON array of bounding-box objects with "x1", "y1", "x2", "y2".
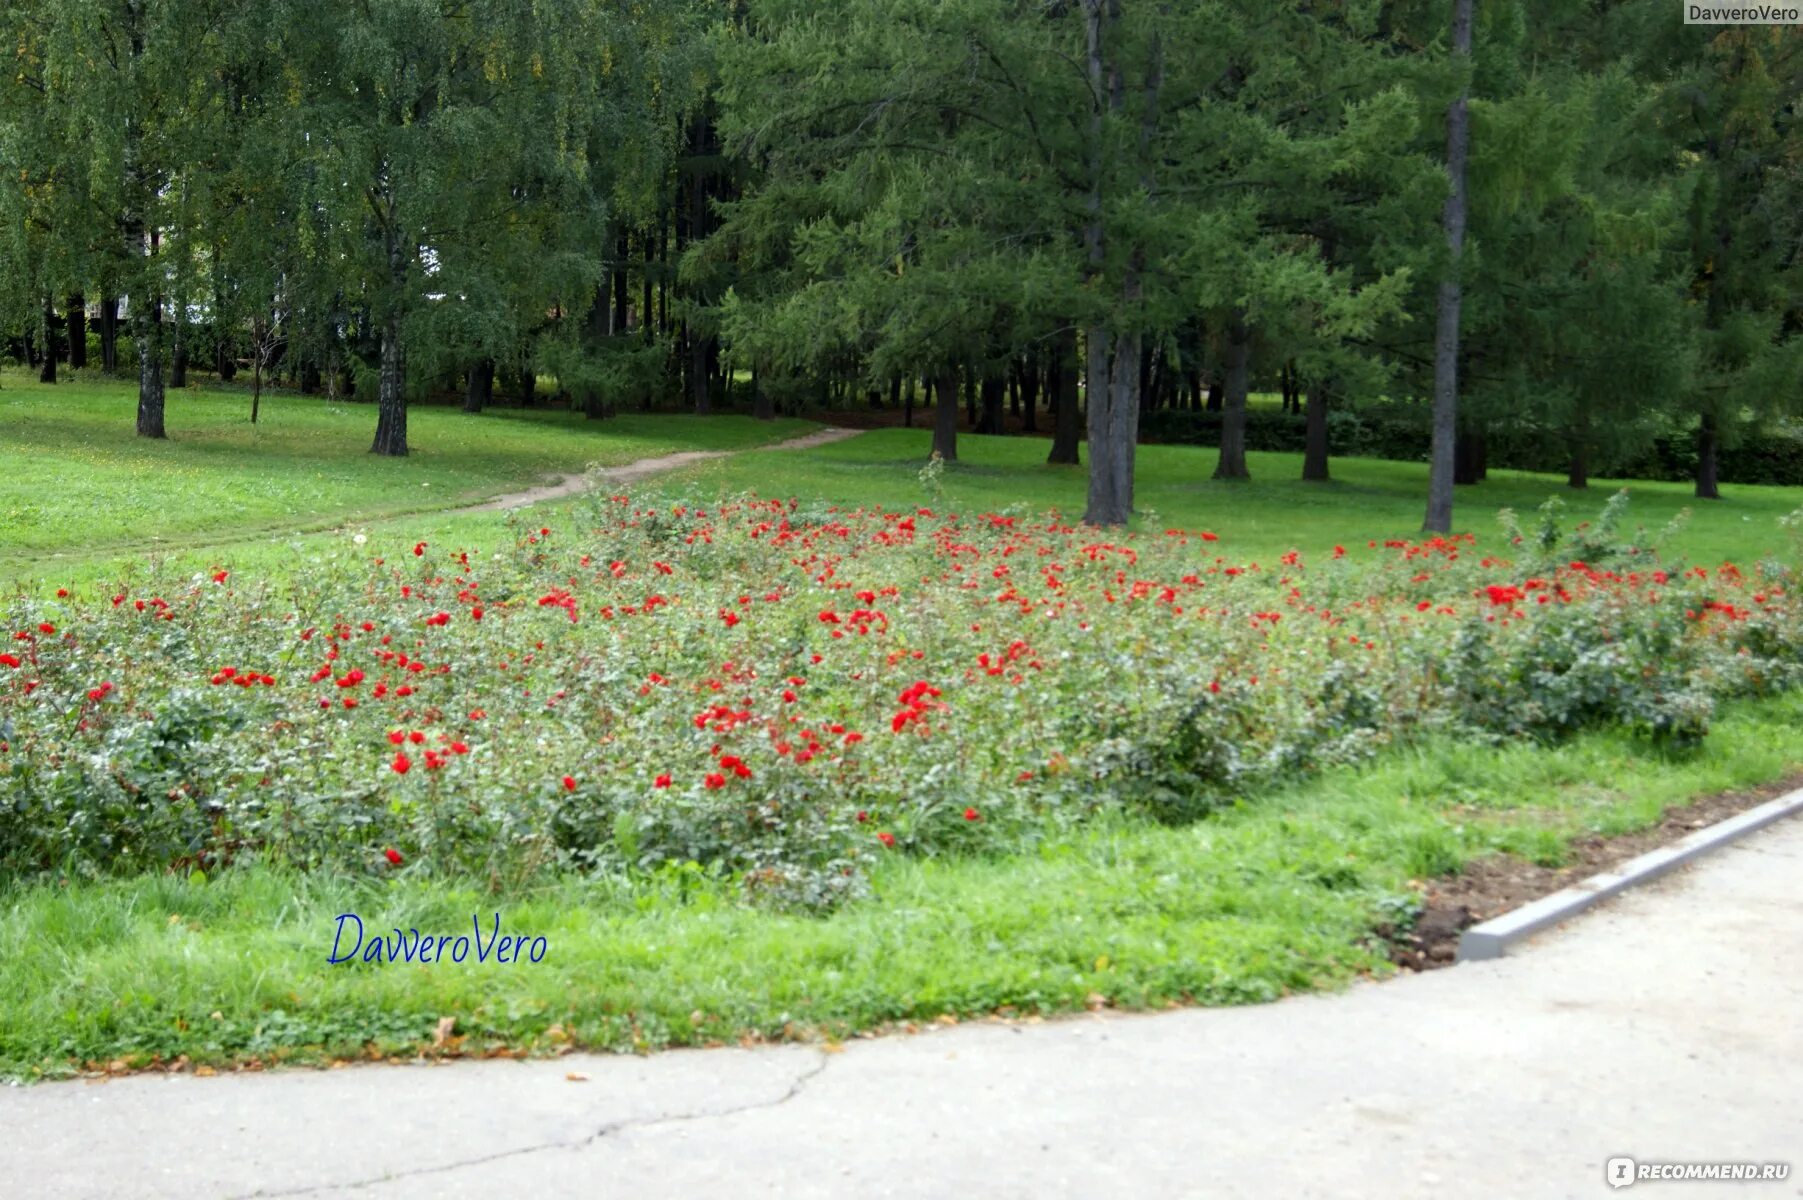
[
  {"x1": 6, "y1": 693, "x2": 1801, "y2": 1079},
  {"x1": 660, "y1": 427, "x2": 1803, "y2": 565},
  {"x1": 0, "y1": 370, "x2": 812, "y2": 565}
]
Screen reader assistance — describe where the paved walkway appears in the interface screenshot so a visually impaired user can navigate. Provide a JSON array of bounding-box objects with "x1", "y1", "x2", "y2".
[{"x1": 6, "y1": 818, "x2": 1800, "y2": 1199}]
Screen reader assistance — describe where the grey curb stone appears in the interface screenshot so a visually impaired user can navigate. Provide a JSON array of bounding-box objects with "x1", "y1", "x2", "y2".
[{"x1": 1456, "y1": 786, "x2": 1803, "y2": 962}]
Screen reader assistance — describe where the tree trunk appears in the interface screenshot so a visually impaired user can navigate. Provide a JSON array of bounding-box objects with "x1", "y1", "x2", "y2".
[
  {"x1": 1213, "y1": 310, "x2": 1251, "y2": 480},
  {"x1": 135, "y1": 302, "x2": 165, "y2": 438},
  {"x1": 1205, "y1": 371, "x2": 1223, "y2": 412},
  {"x1": 1453, "y1": 418, "x2": 1481, "y2": 485},
  {"x1": 1082, "y1": 327, "x2": 1113, "y2": 510},
  {"x1": 169, "y1": 327, "x2": 187, "y2": 389},
  {"x1": 1567, "y1": 442, "x2": 1589, "y2": 490},
  {"x1": 612, "y1": 231, "x2": 630, "y2": 334},
  {"x1": 464, "y1": 359, "x2": 494, "y2": 413},
  {"x1": 584, "y1": 284, "x2": 611, "y2": 419},
  {"x1": 38, "y1": 298, "x2": 58, "y2": 383},
  {"x1": 977, "y1": 370, "x2": 1004, "y2": 434},
  {"x1": 66, "y1": 296, "x2": 86, "y2": 368},
  {"x1": 657, "y1": 212, "x2": 669, "y2": 337},
  {"x1": 1696, "y1": 413, "x2": 1721, "y2": 499},
  {"x1": 370, "y1": 304, "x2": 408, "y2": 455},
  {"x1": 640, "y1": 227, "x2": 654, "y2": 342},
  {"x1": 1302, "y1": 379, "x2": 1330, "y2": 482},
  {"x1": 1083, "y1": 328, "x2": 1140, "y2": 526},
  {"x1": 100, "y1": 296, "x2": 120, "y2": 373},
  {"x1": 753, "y1": 368, "x2": 774, "y2": 420},
  {"x1": 904, "y1": 376, "x2": 915, "y2": 428},
  {"x1": 1020, "y1": 352, "x2": 1039, "y2": 434},
  {"x1": 932, "y1": 368, "x2": 958, "y2": 461},
  {"x1": 1424, "y1": 0, "x2": 1474, "y2": 533},
  {"x1": 688, "y1": 333, "x2": 710, "y2": 414},
  {"x1": 370, "y1": 227, "x2": 409, "y2": 456},
  {"x1": 216, "y1": 330, "x2": 236, "y2": 381},
  {"x1": 1048, "y1": 328, "x2": 1080, "y2": 465}
]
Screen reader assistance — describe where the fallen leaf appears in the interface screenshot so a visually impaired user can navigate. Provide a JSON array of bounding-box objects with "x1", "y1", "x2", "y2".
[
  {"x1": 565, "y1": 1071, "x2": 589, "y2": 1082},
  {"x1": 433, "y1": 1016, "x2": 456, "y2": 1047}
]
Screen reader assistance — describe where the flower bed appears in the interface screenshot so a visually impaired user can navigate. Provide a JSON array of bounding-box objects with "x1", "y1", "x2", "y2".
[{"x1": 3, "y1": 491, "x2": 1798, "y2": 909}]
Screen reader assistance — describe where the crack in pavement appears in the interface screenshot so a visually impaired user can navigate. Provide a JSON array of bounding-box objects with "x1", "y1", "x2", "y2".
[{"x1": 232, "y1": 1051, "x2": 834, "y2": 1199}]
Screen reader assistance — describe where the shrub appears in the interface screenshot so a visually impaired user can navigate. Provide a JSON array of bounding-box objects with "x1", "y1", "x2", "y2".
[{"x1": 2, "y1": 492, "x2": 1798, "y2": 909}]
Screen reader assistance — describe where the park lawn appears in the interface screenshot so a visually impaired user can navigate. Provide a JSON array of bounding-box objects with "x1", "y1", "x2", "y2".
[
  {"x1": 8, "y1": 375, "x2": 1803, "y2": 1081},
  {"x1": 658, "y1": 426, "x2": 1803, "y2": 565},
  {"x1": 4, "y1": 691, "x2": 1801, "y2": 1081},
  {"x1": 0, "y1": 369, "x2": 813, "y2": 565},
  {"x1": 6, "y1": 375, "x2": 1796, "y2": 591}
]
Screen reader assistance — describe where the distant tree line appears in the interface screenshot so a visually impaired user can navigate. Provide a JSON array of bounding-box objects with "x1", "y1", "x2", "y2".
[{"x1": 1, "y1": 0, "x2": 1798, "y2": 528}]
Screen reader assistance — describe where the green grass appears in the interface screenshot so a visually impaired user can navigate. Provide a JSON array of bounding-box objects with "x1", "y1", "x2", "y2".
[
  {"x1": 0, "y1": 369, "x2": 812, "y2": 568},
  {"x1": 5, "y1": 692, "x2": 1800, "y2": 1080},
  {"x1": 658, "y1": 426, "x2": 1803, "y2": 565},
  {"x1": 8, "y1": 375, "x2": 1796, "y2": 590},
  {"x1": 7, "y1": 372, "x2": 1803, "y2": 1079}
]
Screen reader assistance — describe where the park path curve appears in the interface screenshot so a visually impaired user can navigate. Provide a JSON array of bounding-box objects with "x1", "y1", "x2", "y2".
[
  {"x1": 5, "y1": 815, "x2": 1799, "y2": 1197},
  {"x1": 463, "y1": 426, "x2": 862, "y2": 513}
]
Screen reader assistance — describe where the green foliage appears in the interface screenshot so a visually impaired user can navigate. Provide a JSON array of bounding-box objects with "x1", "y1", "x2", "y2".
[
  {"x1": 8, "y1": 690, "x2": 1803, "y2": 1080},
  {"x1": 6, "y1": 486, "x2": 1801, "y2": 908}
]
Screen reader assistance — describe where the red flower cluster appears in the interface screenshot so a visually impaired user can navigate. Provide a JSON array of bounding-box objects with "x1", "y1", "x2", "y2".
[
  {"x1": 210, "y1": 666, "x2": 276, "y2": 687},
  {"x1": 891, "y1": 680, "x2": 943, "y2": 734}
]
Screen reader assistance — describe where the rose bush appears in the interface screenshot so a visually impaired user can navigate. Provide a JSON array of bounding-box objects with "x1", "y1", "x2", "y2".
[{"x1": 2, "y1": 489, "x2": 1798, "y2": 908}]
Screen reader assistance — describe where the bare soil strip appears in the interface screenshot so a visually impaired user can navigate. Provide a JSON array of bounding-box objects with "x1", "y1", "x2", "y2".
[
  {"x1": 1382, "y1": 771, "x2": 1803, "y2": 970},
  {"x1": 462, "y1": 426, "x2": 864, "y2": 514}
]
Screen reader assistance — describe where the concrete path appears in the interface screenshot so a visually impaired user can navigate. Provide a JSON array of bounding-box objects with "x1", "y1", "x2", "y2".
[
  {"x1": 463, "y1": 426, "x2": 862, "y2": 513},
  {"x1": 6, "y1": 818, "x2": 1800, "y2": 1199}
]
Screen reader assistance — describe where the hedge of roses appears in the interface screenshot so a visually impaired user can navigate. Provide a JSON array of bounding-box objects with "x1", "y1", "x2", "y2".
[{"x1": 2, "y1": 489, "x2": 1799, "y2": 909}]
